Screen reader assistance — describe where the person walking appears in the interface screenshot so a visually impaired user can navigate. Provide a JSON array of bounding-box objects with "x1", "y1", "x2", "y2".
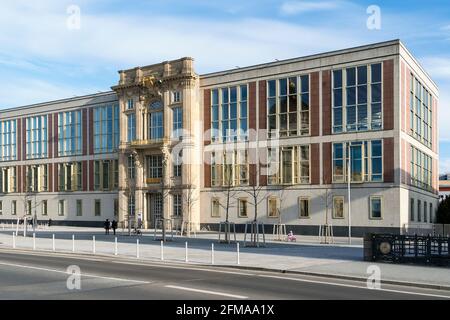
[
  {"x1": 104, "y1": 219, "x2": 110, "y2": 235},
  {"x1": 112, "y1": 220, "x2": 118, "y2": 236}
]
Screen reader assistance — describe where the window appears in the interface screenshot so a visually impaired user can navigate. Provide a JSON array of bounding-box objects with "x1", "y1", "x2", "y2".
[
  {"x1": 417, "y1": 200, "x2": 422, "y2": 222},
  {"x1": 172, "y1": 91, "x2": 182, "y2": 103},
  {"x1": 211, "y1": 199, "x2": 220, "y2": 217},
  {"x1": 58, "y1": 163, "x2": 82, "y2": 191},
  {"x1": 424, "y1": 201, "x2": 428, "y2": 223},
  {"x1": 93, "y1": 104, "x2": 120, "y2": 153},
  {"x1": 11, "y1": 200, "x2": 17, "y2": 215},
  {"x1": 410, "y1": 146, "x2": 432, "y2": 191},
  {"x1": 211, "y1": 152, "x2": 221, "y2": 187},
  {"x1": 147, "y1": 155, "x2": 163, "y2": 179},
  {"x1": 211, "y1": 86, "x2": 248, "y2": 142},
  {"x1": 333, "y1": 196, "x2": 344, "y2": 219},
  {"x1": 299, "y1": 197, "x2": 310, "y2": 218},
  {"x1": 128, "y1": 194, "x2": 135, "y2": 217},
  {"x1": 76, "y1": 200, "x2": 82, "y2": 216},
  {"x1": 267, "y1": 76, "x2": 309, "y2": 138},
  {"x1": 174, "y1": 151, "x2": 182, "y2": 177},
  {"x1": 370, "y1": 196, "x2": 382, "y2": 219},
  {"x1": 42, "y1": 200, "x2": 48, "y2": 216},
  {"x1": 93, "y1": 160, "x2": 117, "y2": 191},
  {"x1": 410, "y1": 75, "x2": 433, "y2": 147},
  {"x1": 26, "y1": 115, "x2": 48, "y2": 159},
  {"x1": 114, "y1": 199, "x2": 118, "y2": 217},
  {"x1": 268, "y1": 146, "x2": 309, "y2": 185},
  {"x1": 127, "y1": 155, "x2": 136, "y2": 180},
  {"x1": 58, "y1": 111, "x2": 82, "y2": 156},
  {"x1": 210, "y1": 150, "x2": 249, "y2": 187},
  {"x1": 94, "y1": 200, "x2": 101, "y2": 216},
  {"x1": 58, "y1": 200, "x2": 65, "y2": 216},
  {"x1": 172, "y1": 107, "x2": 183, "y2": 139},
  {"x1": 27, "y1": 200, "x2": 32, "y2": 215},
  {"x1": 173, "y1": 194, "x2": 182, "y2": 217},
  {"x1": 430, "y1": 203, "x2": 434, "y2": 223},
  {"x1": 127, "y1": 99, "x2": 134, "y2": 110},
  {"x1": 410, "y1": 198, "x2": 415, "y2": 221},
  {"x1": 127, "y1": 113, "x2": 136, "y2": 142},
  {"x1": 238, "y1": 199, "x2": 248, "y2": 218},
  {"x1": 149, "y1": 111, "x2": 163, "y2": 140},
  {"x1": 332, "y1": 63, "x2": 382, "y2": 133},
  {"x1": 268, "y1": 197, "x2": 279, "y2": 218},
  {"x1": 0, "y1": 119, "x2": 17, "y2": 161},
  {"x1": 26, "y1": 165, "x2": 47, "y2": 192},
  {"x1": 0, "y1": 167, "x2": 16, "y2": 193},
  {"x1": 333, "y1": 140, "x2": 382, "y2": 183},
  {"x1": 0, "y1": 201, "x2": 2, "y2": 215}
]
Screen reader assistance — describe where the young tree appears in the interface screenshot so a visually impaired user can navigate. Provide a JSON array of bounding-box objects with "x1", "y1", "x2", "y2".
[{"x1": 182, "y1": 183, "x2": 199, "y2": 237}]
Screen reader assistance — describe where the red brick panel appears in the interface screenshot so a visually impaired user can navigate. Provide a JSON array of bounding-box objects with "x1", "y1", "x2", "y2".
[
  {"x1": 17, "y1": 118, "x2": 22, "y2": 161},
  {"x1": 54, "y1": 162, "x2": 58, "y2": 192},
  {"x1": 48, "y1": 114, "x2": 53, "y2": 159},
  {"x1": 89, "y1": 160, "x2": 94, "y2": 191},
  {"x1": 88, "y1": 108, "x2": 94, "y2": 155},
  {"x1": 249, "y1": 164, "x2": 257, "y2": 186},
  {"x1": 83, "y1": 161, "x2": 88, "y2": 191},
  {"x1": 383, "y1": 59, "x2": 394, "y2": 130},
  {"x1": 383, "y1": 138, "x2": 395, "y2": 183},
  {"x1": 204, "y1": 149, "x2": 211, "y2": 188},
  {"x1": 248, "y1": 82, "x2": 257, "y2": 131},
  {"x1": 82, "y1": 108, "x2": 88, "y2": 155},
  {"x1": 258, "y1": 81, "x2": 267, "y2": 130},
  {"x1": 310, "y1": 72, "x2": 320, "y2": 137},
  {"x1": 259, "y1": 148, "x2": 267, "y2": 186},
  {"x1": 322, "y1": 142, "x2": 332, "y2": 184},
  {"x1": 322, "y1": 70, "x2": 332, "y2": 136},
  {"x1": 310, "y1": 143, "x2": 320, "y2": 185}
]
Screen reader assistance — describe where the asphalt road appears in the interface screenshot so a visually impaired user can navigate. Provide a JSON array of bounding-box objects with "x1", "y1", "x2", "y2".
[{"x1": 0, "y1": 248, "x2": 448, "y2": 300}]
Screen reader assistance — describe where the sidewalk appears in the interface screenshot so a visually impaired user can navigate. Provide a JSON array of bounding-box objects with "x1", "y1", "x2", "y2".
[{"x1": 0, "y1": 226, "x2": 448, "y2": 289}]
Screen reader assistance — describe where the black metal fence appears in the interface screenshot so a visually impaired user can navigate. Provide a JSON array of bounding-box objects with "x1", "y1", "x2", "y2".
[{"x1": 365, "y1": 234, "x2": 450, "y2": 266}]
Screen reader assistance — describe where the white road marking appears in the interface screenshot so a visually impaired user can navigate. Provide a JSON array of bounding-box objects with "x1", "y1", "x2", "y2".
[
  {"x1": 0, "y1": 261, "x2": 152, "y2": 285},
  {"x1": 165, "y1": 285, "x2": 248, "y2": 299},
  {"x1": 258, "y1": 274, "x2": 450, "y2": 299}
]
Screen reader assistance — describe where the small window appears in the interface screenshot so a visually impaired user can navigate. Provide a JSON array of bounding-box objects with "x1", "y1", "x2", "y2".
[
  {"x1": 42, "y1": 200, "x2": 48, "y2": 216},
  {"x1": 58, "y1": 200, "x2": 65, "y2": 216},
  {"x1": 76, "y1": 200, "x2": 83, "y2": 217},
  {"x1": 11, "y1": 201, "x2": 17, "y2": 215},
  {"x1": 333, "y1": 196, "x2": 344, "y2": 219},
  {"x1": 127, "y1": 99, "x2": 134, "y2": 110},
  {"x1": 27, "y1": 200, "x2": 32, "y2": 215},
  {"x1": 238, "y1": 199, "x2": 248, "y2": 218},
  {"x1": 298, "y1": 197, "x2": 310, "y2": 218},
  {"x1": 370, "y1": 196, "x2": 382, "y2": 219},
  {"x1": 173, "y1": 194, "x2": 182, "y2": 217},
  {"x1": 417, "y1": 200, "x2": 421, "y2": 222},
  {"x1": 173, "y1": 91, "x2": 182, "y2": 103},
  {"x1": 410, "y1": 198, "x2": 415, "y2": 221},
  {"x1": 211, "y1": 199, "x2": 220, "y2": 218},
  {"x1": 424, "y1": 201, "x2": 428, "y2": 223},
  {"x1": 95, "y1": 200, "x2": 101, "y2": 217},
  {"x1": 430, "y1": 203, "x2": 433, "y2": 223},
  {"x1": 0, "y1": 201, "x2": 2, "y2": 215},
  {"x1": 114, "y1": 199, "x2": 119, "y2": 217},
  {"x1": 268, "y1": 197, "x2": 279, "y2": 218}
]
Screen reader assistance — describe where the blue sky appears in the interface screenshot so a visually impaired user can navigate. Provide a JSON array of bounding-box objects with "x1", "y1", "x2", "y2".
[{"x1": 1, "y1": 0, "x2": 450, "y2": 171}]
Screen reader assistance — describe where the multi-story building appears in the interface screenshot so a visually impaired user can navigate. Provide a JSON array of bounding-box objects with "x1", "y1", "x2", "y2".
[{"x1": 0, "y1": 40, "x2": 439, "y2": 235}]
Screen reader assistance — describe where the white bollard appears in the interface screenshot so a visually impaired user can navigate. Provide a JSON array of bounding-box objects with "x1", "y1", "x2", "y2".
[
  {"x1": 12, "y1": 232, "x2": 16, "y2": 249},
  {"x1": 114, "y1": 237, "x2": 118, "y2": 256},
  {"x1": 185, "y1": 242, "x2": 188, "y2": 263},
  {"x1": 72, "y1": 235, "x2": 75, "y2": 253},
  {"x1": 136, "y1": 239, "x2": 140, "y2": 259},
  {"x1": 52, "y1": 234, "x2": 55, "y2": 252},
  {"x1": 160, "y1": 241, "x2": 164, "y2": 261},
  {"x1": 237, "y1": 242, "x2": 240, "y2": 265},
  {"x1": 93, "y1": 236, "x2": 96, "y2": 254},
  {"x1": 211, "y1": 243, "x2": 214, "y2": 265},
  {"x1": 33, "y1": 233, "x2": 36, "y2": 250}
]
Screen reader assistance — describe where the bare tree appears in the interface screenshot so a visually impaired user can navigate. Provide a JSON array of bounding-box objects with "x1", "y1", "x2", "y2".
[{"x1": 182, "y1": 183, "x2": 199, "y2": 237}]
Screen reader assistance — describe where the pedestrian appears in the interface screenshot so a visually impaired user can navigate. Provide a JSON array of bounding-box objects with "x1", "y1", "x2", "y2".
[
  {"x1": 104, "y1": 219, "x2": 110, "y2": 235},
  {"x1": 48, "y1": 218, "x2": 52, "y2": 227},
  {"x1": 112, "y1": 220, "x2": 118, "y2": 236}
]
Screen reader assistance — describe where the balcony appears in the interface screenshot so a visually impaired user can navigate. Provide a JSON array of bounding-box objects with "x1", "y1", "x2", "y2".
[
  {"x1": 129, "y1": 138, "x2": 168, "y2": 149},
  {"x1": 146, "y1": 177, "x2": 162, "y2": 185}
]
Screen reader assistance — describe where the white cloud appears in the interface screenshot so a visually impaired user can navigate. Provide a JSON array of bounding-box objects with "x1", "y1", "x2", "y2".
[{"x1": 280, "y1": 1, "x2": 339, "y2": 15}]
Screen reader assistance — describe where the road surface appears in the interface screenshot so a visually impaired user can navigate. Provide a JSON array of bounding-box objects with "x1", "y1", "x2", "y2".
[{"x1": 0, "y1": 248, "x2": 448, "y2": 300}]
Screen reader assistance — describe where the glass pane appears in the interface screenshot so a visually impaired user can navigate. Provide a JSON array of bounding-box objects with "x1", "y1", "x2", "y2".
[
  {"x1": 240, "y1": 85, "x2": 247, "y2": 101},
  {"x1": 289, "y1": 96, "x2": 297, "y2": 112},
  {"x1": 357, "y1": 66, "x2": 367, "y2": 85},
  {"x1": 371, "y1": 63, "x2": 382, "y2": 83},
  {"x1": 230, "y1": 87, "x2": 237, "y2": 102},
  {"x1": 334, "y1": 89, "x2": 342, "y2": 107},
  {"x1": 357, "y1": 85, "x2": 367, "y2": 104},
  {"x1": 333, "y1": 70, "x2": 342, "y2": 88},
  {"x1": 371, "y1": 198, "x2": 381, "y2": 218},
  {"x1": 301, "y1": 94, "x2": 309, "y2": 111},
  {"x1": 371, "y1": 83, "x2": 381, "y2": 103},
  {"x1": 268, "y1": 80, "x2": 276, "y2": 97},
  {"x1": 347, "y1": 68, "x2": 356, "y2": 86},
  {"x1": 301, "y1": 75, "x2": 309, "y2": 93},
  {"x1": 268, "y1": 98, "x2": 276, "y2": 115},
  {"x1": 289, "y1": 77, "x2": 297, "y2": 95},
  {"x1": 350, "y1": 145, "x2": 363, "y2": 181},
  {"x1": 347, "y1": 87, "x2": 356, "y2": 105},
  {"x1": 279, "y1": 79, "x2": 287, "y2": 96},
  {"x1": 280, "y1": 97, "x2": 287, "y2": 113}
]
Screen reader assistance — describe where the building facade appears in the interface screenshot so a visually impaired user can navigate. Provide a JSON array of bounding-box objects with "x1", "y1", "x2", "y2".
[{"x1": 0, "y1": 40, "x2": 440, "y2": 235}]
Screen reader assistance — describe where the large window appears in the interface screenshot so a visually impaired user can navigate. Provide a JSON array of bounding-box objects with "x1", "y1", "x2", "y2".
[
  {"x1": 332, "y1": 63, "x2": 382, "y2": 133},
  {"x1": 149, "y1": 101, "x2": 163, "y2": 140},
  {"x1": 410, "y1": 146, "x2": 432, "y2": 191},
  {"x1": 267, "y1": 76, "x2": 309, "y2": 138},
  {"x1": 127, "y1": 155, "x2": 136, "y2": 180},
  {"x1": 0, "y1": 119, "x2": 17, "y2": 161},
  {"x1": 147, "y1": 155, "x2": 163, "y2": 179},
  {"x1": 268, "y1": 145, "x2": 309, "y2": 185},
  {"x1": 211, "y1": 85, "x2": 248, "y2": 142},
  {"x1": 58, "y1": 162, "x2": 82, "y2": 191},
  {"x1": 332, "y1": 140, "x2": 382, "y2": 183},
  {"x1": 58, "y1": 111, "x2": 82, "y2": 156},
  {"x1": 26, "y1": 115, "x2": 48, "y2": 159},
  {"x1": 0, "y1": 167, "x2": 16, "y2": 193},
  {"x1": 298, "y1": 197, "x2": 310, "y2": 218},
  {"x1": 94, "y1": 160, "x2": 118, "y2": 191},
  {"x1": 210, "y1": 150, "x2": 249, "y2": 187},
  {"x1": 173, "y1": 194, "x2": 182, "y2": 217},
  {"x1": 94, "y1": 104, "x2": 120, "y2": 153},
  {"x1": 172, "y1": 107, "x2": 183, "y2": 139},
  {"x1": 127, "y1": 113, "x2": 136, "y2": 142},
  {"x1": 410, "y1": 76, "x2": 433, "y2": 148}
]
